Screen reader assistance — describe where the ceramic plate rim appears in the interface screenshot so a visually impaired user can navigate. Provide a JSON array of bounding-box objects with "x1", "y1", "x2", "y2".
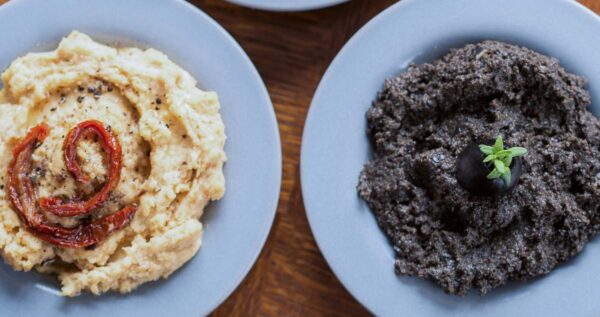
[
  {"x1": 225, "y1": 0, "x2": 348, "y2": 12},
  {"x1": 301, "y1": 0, "x2": 600, "y2": 316},
  {"x1": 0, "y1": 0, "x2": 281, "y2": 316}
]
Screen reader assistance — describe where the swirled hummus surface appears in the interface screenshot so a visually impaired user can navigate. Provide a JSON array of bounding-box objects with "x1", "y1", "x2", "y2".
[{"x1": 0, "y1": 31, "x2": 226, "y2": 296}]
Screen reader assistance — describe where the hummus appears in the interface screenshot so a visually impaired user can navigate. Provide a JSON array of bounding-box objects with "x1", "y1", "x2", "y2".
[{"x1": 0, "y1": 31, "x2": 226, "y2": 296}]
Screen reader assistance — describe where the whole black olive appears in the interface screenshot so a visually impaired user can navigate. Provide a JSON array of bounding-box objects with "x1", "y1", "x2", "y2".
[{"x1": 456, "y1": 140, "x2": 523, "y2": 196}]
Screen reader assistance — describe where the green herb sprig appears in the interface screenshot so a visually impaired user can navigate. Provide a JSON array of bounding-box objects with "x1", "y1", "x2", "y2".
[{"x1": 479, "y1": 135, "x2": 527, "y2": 185}]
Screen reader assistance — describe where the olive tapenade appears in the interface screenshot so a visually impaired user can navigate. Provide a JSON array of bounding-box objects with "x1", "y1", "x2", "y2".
[{"x1": 358, "y1": 41, "x2": 600, "y2": 295}]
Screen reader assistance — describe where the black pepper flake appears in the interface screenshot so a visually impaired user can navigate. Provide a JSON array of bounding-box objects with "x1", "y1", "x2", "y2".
[
  {"x1": 50, "y1": 107, "x2": 57, "y2": 112},
  {"x1": 155, "y1": 107, "x2": 159, "y2": 111},
  {"x1": 0, "y1": 185, "x2": 4, "y2": 190},
  {"x1": 34, "y1": 167, "x2": 46, "y2": 178},
  {"x1": 182, "y1": 134, "x2": 187, "y2": 139},
  {"x1": 107, "y1": 86, "x2": 113, "y2": 92},
  {"x1": 106, "y1": 125, "x2": 112, "y2": 132},
  {"x1": 56, "y1": 174, "x2": 66, "y2": 183},
  {"x1": 77, "y1": 96, "x2": 85, "y2": 103},
  {"x1": 155, "y1": 98, "x2": 162, "y2": 105},
  {"x1": 165, "y1": 123, "x2": 170, "y2": 128},
  {"x1": 182, "y1": 161, "x2": 188, "y2": 165},
  {"x1": 86, "y1": 86, "x2": 103, "y2": 99},
  {"x1": 85, "y1": 244, "x2": 97, "y2": 251},
  {"x1": 77, "y1": 85, "x2": 84, "y2": 92},
  {"x1": 80, "y1": 214, "x2": 92, "y2": 224}
]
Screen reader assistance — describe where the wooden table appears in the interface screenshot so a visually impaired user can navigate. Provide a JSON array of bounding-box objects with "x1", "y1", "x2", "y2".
[
  {"x1": 197, "y1": 1, "x2": 600, "y2": 316},
  {"x1": 1, "y1": 0, "x2": 599, "y2": 316}
]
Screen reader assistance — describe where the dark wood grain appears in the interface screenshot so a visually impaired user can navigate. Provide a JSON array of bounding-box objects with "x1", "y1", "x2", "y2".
[
  {"x1": 194, "y1": 1, "x2": 600, "y2": 316},
  {"x1": 1, "y1": 0, "x2": 599, "y2": 316},
  {"x1": 189, "y1": 1, "x2": 398, "y2": 316}
]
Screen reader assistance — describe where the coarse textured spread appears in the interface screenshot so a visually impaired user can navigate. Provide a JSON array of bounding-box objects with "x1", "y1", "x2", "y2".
[
  {"x1": 357, "y1": 41, "x2": 600, "y2": 295},
  {"x1": 0, "y1": 32, "x2": 226, "y2": 296}
]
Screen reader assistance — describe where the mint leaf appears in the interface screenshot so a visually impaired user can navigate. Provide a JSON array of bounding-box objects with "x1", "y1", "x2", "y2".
[
  {"x1": 502, "y1": 156, "x2": 513, "y2": 168},
  {"x1": 479, "y1": 134, "x2": 527, "y2": 183},
  {"x1": 493, "y1": 135, "x2": 504, "y2": 152},
  {"x1": 479, "y1": 144, "x2": 494, "y2": 155},
  {"x1": 508, "y1": 147, "x2": 527, "y2": 157},
  {"x1": 501, "y1": 170, "x2": 512, "y2": 185},
  {"x1": 483, "y1": 154, "x2": 496, "y2": 163},
  {"x1": 494, "y1": 160, "x2": 507, "y2": 174},
  {"x1": 494, "y1": 149, "x2": 511, "y2": 158},
  {"x1": 487, "y1": 168, "x2": 502, "y2": 179}
]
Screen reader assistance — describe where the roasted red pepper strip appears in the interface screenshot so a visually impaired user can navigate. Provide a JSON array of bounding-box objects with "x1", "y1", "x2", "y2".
[
  {"x1": 39, "y1": 120, "x2": 122, "y2": 217},
  {"x1": 7, "y1": 123, "x2": 136, "y2": 248}
]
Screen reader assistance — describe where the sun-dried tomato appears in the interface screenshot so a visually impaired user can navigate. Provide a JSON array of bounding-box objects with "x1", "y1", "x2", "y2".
[
  {"x1": 7, "y1": 122, "x2": 136, "y2": 248},
  {"x1": 39, "y1": 120, "x2": 122, "y2": 217}
]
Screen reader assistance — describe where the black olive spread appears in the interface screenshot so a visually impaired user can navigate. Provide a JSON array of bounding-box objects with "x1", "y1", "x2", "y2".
[{"x1": 357, "y1": 41, "x2": 600, "y2": 295}]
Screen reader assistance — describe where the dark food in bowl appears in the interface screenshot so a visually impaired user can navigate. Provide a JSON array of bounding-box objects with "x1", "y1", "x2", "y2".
[{"x1": 357, "y1": 41, "x2": 600, "y2": 295}]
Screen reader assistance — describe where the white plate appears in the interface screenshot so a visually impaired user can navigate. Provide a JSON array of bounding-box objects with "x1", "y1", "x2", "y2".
[
  {"x1": 225, "y1": 0, "x2": 348, "y2": 12},
  {"x1": 0, "y1": 0, "x2": 281, "y2": 316},
  {"x1": 301, "y1": 0, "x2": 600, "y2": 316}
]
